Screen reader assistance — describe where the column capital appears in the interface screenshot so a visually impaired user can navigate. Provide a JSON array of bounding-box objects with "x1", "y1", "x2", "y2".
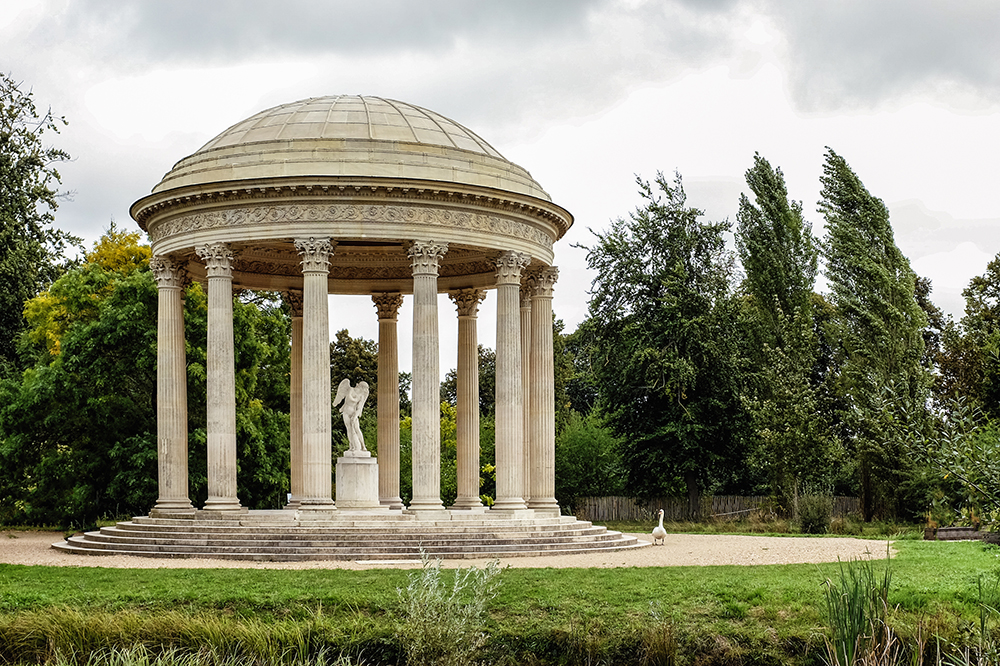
[
  {"x1": 196, "y1": 243, "x2": 234, "y2": 278},
  {"x1": 408, "y1": 241, "x2": 448, "y2": 276},
  {"x1": 449, "y1": 288, "x2": 486, "y2": 318},
  {"x1": 286, "y1": 290, "x2": 304, "y2": 317},
  {"x1": 150, "y1": 256, "x2": 186, "y2": 289},
  {"x1": 519, "y1": 278, "x2": 535, "y2": 309},
  {"x1": 531, "y1": 266, "x2": 559, "y2": 298},
  {"x1": 372, "y1": 292, "x2": 404, "y2": 320},
  {"x1": 294, "y1": 237, "x2": 335, "y2": 272},
  {"x1": 494, "y1": 251, "x2": 531, "y2": 286}
]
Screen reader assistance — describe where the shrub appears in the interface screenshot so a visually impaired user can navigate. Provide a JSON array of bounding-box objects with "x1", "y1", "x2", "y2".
[
  {"x1": 797, "y1": 493, "x2": 833, "y2": 534},
  {"x1": 395, "y1": 551, "x2": 503, "y2": 666}
]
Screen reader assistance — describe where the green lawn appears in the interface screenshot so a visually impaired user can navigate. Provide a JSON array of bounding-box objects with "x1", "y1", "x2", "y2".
[{"x1": 0, "y1": 539, "x2": 996, "y2": 665}]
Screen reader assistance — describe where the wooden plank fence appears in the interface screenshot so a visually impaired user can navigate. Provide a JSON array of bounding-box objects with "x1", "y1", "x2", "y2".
[{"x1": 574, "y1": 495, "x2": 860, "y2": 523}]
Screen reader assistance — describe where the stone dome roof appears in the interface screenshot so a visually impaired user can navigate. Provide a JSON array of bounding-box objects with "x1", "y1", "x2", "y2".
[{"x1": 151, "y1": 95, "x2": 550, "y2": 201}]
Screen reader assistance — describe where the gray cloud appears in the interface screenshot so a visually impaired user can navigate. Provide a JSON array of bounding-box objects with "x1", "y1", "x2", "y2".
[{"x1": 765, "y1": 0, "x2": 1000, "y2": 110}]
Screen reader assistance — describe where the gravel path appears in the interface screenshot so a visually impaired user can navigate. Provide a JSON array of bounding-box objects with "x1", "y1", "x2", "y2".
[{"x1": 1, "y1": 530, "x2": 893, "y2": 569}]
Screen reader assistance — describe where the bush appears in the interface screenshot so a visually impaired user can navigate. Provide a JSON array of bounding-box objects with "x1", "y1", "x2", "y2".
[{"x1": 797, "y1": 494, "x2": 832, "y2": 534}]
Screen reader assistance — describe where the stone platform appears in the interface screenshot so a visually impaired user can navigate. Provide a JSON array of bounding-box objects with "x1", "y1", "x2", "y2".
[{"x1": 52, "y1": 509, "x2": 647, "y2": 561}]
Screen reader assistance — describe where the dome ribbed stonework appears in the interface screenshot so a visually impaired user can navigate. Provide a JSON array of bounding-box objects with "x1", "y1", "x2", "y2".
[
  {"x1": 130, "y1": 95, "x2": 572, "y2": 294},
  {"x1": 151, "y1": 96, "x2": 551, "y2": 201}
]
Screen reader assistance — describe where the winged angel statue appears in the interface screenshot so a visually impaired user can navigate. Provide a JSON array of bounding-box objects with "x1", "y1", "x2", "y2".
[{"x1": 333, "y1": 379, "x2": 370, "y2": 453}]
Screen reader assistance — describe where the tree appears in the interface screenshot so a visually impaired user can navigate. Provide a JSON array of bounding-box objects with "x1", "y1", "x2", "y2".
[
  {"x1": 579, "y1": 172, "x2": 747, "y2": 514},
  {"x1": 819, "y1": 147, "x2": 931, "y2": 519},
  {"x1": 0, "y1": 229, "x2": 293, "y2": 526},
  {"x1": 736, "y1": 154, "x2": 839, "y2": 512},
  {"x1": 939, "y1": 254, "x2": 1000, "y2": 420},
  {"x1": 440, "y1": 344, "x2": 496, "y2": 416},
  {"x1": 0, "y1": 73, "x2": 80, "y2": 376}
]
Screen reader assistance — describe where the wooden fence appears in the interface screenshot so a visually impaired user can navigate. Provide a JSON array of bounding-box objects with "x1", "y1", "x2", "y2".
[{"x1": 573, "y1": 495, "x2": 860, "y2": 523}]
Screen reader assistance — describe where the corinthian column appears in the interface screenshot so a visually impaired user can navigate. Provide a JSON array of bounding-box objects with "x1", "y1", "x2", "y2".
[
  {"x1": 285, "y1": 290, "x2": 304, "y2": 509},
  {"x1": 150, "y1": 256, "x2": 194, "y2": 515},
  {"x1": 449, "y1": 288, "x2": 486, "y2": 510},
  {"x1": 520, "y1": 278, "x2": 534, "y2": 504},
  {"x1": 408, "y1": 241, "x2": 448, "y2": 512},
  {"x1": 295, "y1": 237, "x2": 336, "y2": 509},
  {"x1": 493, "y1": 251, "x2": 531, "y2": 512},
  {"x1": 195, "y1": 243, "x2": 241, "y2": 512},
  {"x1": 528, "y1": 267, "x2": 560, "y2": 514},
  {"x1": 373, "y1": 292, "x2": 404, "y2": 509}
]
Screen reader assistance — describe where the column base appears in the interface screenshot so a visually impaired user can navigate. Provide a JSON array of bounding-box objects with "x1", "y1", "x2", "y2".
[
  {"x1": 149, "y1": 506, "x2": 197, "y2": 518},
  {"x1": 202, "y1": 498, "x2": 244, "y2": 512},
  {"x1": 451, "y1": 496, "x2": 486, "y2": 511},
  {"x1": 403, "y1": 507, "x2": 451, "y2": 520},
  {"x1": 527, "y1": 498, "x2": 561, "y2": 515},
  {"x1": 492, "y1": 497, "x2": 528, "y2": 511},
  {"x1": 380, "y1": 496, "x2": 405, "y2": 510}
]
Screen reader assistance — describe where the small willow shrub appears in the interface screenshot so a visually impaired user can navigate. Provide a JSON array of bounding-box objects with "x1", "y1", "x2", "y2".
[
  {"x1": 798, "y1": 494, "x2": 833, "y2": 534},
  {"x1": 396, "y1": 551, "x2": 503, "y2": 666}
]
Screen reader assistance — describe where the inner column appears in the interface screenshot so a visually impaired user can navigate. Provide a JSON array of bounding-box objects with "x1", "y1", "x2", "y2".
[
  {"x1": 407, "y1": 241, "x2": 448, "y2": 513},
  {"x1": 528, "y1": 267, "x2": 560, "y2": 514},
  {"x1": 196, "y1": 243, "x2": 242, "y2": 512},
  {"x1": 285, "y1": 290, "x2": 304, "y2": 509},
  {"x1": 295, "y1": 237, "x2": 336, "y2": 510},
  {"x1": 150, "y1": 256, "x2": 194, "y2": 515},
  {"x1": 492, "y1": 250, "x2": 530, "y2": 512},
  {"x1": 373, "y1": 292, "x2": 404, "y2": 509},
  {"x1": 450, "y1": 288, "x2": 486, "y2": 510},
  {"x1": 520, "y1": 277, "x2": 533, "y2": 505}
]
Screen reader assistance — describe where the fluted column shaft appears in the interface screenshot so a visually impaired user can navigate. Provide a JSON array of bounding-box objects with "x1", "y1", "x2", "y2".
[
  {"x1": 286, "y1": 290, "x2": 304, "y2": 509},
  {"x1": 450, "y1": 289, "x2": 486, "y2": 509},
  {"x1": 196, "y1": 243, "x2": 241, "y2": 511},
  {"x1": 295, "y1": 237, "x2": 336, "y2": 508},
  {"x1": 519, "y1": 280, "x2": 533, "y2": 503},
  {"x1": 528, "y1": 267, "x2": 560, "y2": 513},
  {"x1": 373, "y1": 293, "x2": 404, "y2": 509},
  {"x1": 150, "y1": 257, "x2": 194, "y2": 514},
  {"x1": 408, "y1": 241, "x2": 448, "y2": 511},
  {"x1": 493, "y1": 251, "x2": 530, "y2": 511}
]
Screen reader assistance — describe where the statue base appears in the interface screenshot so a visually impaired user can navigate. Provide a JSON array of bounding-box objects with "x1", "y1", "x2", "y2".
[{"x1": 335, "y1": 454, "x2": 384, "y2": 509}]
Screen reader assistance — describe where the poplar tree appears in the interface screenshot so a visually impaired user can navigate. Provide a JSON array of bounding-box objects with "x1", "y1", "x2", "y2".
[
  {"x1": 736, "y1": 154, "x2": 837, "y2": 510},
  {"x1": 819, "y1": 148, "x2": 929, "y2": 519}
]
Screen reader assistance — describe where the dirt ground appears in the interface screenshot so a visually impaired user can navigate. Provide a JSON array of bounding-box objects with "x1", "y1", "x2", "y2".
[{"x1": 0, "y1": 530, "x2": 893, "y2": 570}]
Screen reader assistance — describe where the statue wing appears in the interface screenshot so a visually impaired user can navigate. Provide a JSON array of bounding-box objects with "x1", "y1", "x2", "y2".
[
  {"x1": 333, "y1": 378, "x2": 350, "y2": 408},
  {"x1": 357, "y1": 381, "x2": 370, "y2": 414}
]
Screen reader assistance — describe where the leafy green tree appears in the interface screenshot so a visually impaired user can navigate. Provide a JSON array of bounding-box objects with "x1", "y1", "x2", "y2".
[
  {"x1": 579, "y1": 172, "x2": 748, "y2": 514},
  {"x1": 939, "y1": 255, "x2": 1000, "y2": 421},
  {"x1": 0, "y1": 230, "x2": 293, "y2": 525},
  {"x1": 819, "y1": 147, "x2": 931, "y2": 519},
  {"x1": 440, "y1": 344, "x2": 496, "y2": 416},
  {"x1": 736, "y1": 154, "x2": 839, "y2": 512},
  {"x1": 554, "y1": 411, "x2": 625, "y2": 512},
  {"x1": 0, "y1": 73, "x2": 80, "y2": 376}
]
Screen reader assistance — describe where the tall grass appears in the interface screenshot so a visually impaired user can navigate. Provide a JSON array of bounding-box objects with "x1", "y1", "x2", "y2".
[{"x1": 822, "y1": 553, "x2": 892, "y2": 665}]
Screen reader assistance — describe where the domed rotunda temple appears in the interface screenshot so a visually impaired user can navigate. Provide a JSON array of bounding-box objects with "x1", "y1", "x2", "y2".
[{"x1": 56, "y1": 96, "x2": 643, "y2": 560}]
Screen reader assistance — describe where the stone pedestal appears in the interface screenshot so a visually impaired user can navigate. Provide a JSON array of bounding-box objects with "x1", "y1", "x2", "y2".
[{"x1": 335, "y1": 453, "x2": 384, "y2": 510}]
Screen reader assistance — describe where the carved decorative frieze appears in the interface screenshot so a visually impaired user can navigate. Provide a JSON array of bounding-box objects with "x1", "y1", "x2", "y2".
[
  {"x1": 150, "y1": 256, "x2": 186, "y2": 288},
  {"x1": 494, "y1": 251, "x2": 530, "y2": 285},
  {"x1": 449, "y1": 289, "x2": 486, "y2": 318},
  {"x1": 531, "y1": 266, "x2": 559, "y2": 298},
  {"x1": 285, "y1": 290, "x2": 304, "y2": 317},
  {"x1": 372, "y1": 292, "x2": 404, "y2": 320},
  {"x1": 195, "y1": 243, "x2": 234, "y2": 278},
  {"x1": 147, "y1": 202, "x2": 554, "y2": 250},
  {"x1": 408, "y1": 241, "x2": 448, "y2": 276},
  {"x1": 294, "y1": 237, "x2": 335, "y2": 273}
]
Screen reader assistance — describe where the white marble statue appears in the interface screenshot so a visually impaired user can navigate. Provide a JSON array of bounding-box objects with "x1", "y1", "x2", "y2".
[{"x1": 333, "y1": 379, "x2": 370, "y2": 453}]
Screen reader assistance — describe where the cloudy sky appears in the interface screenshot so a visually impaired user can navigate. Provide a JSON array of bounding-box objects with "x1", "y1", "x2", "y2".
[{"x1": 5, "y1": 0, "x2": 1000, "y2": 373}]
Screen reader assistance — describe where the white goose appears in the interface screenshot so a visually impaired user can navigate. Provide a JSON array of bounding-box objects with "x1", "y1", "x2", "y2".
[{"x1": 652, "y1": 509, "x2": 667, "y2": 545}]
